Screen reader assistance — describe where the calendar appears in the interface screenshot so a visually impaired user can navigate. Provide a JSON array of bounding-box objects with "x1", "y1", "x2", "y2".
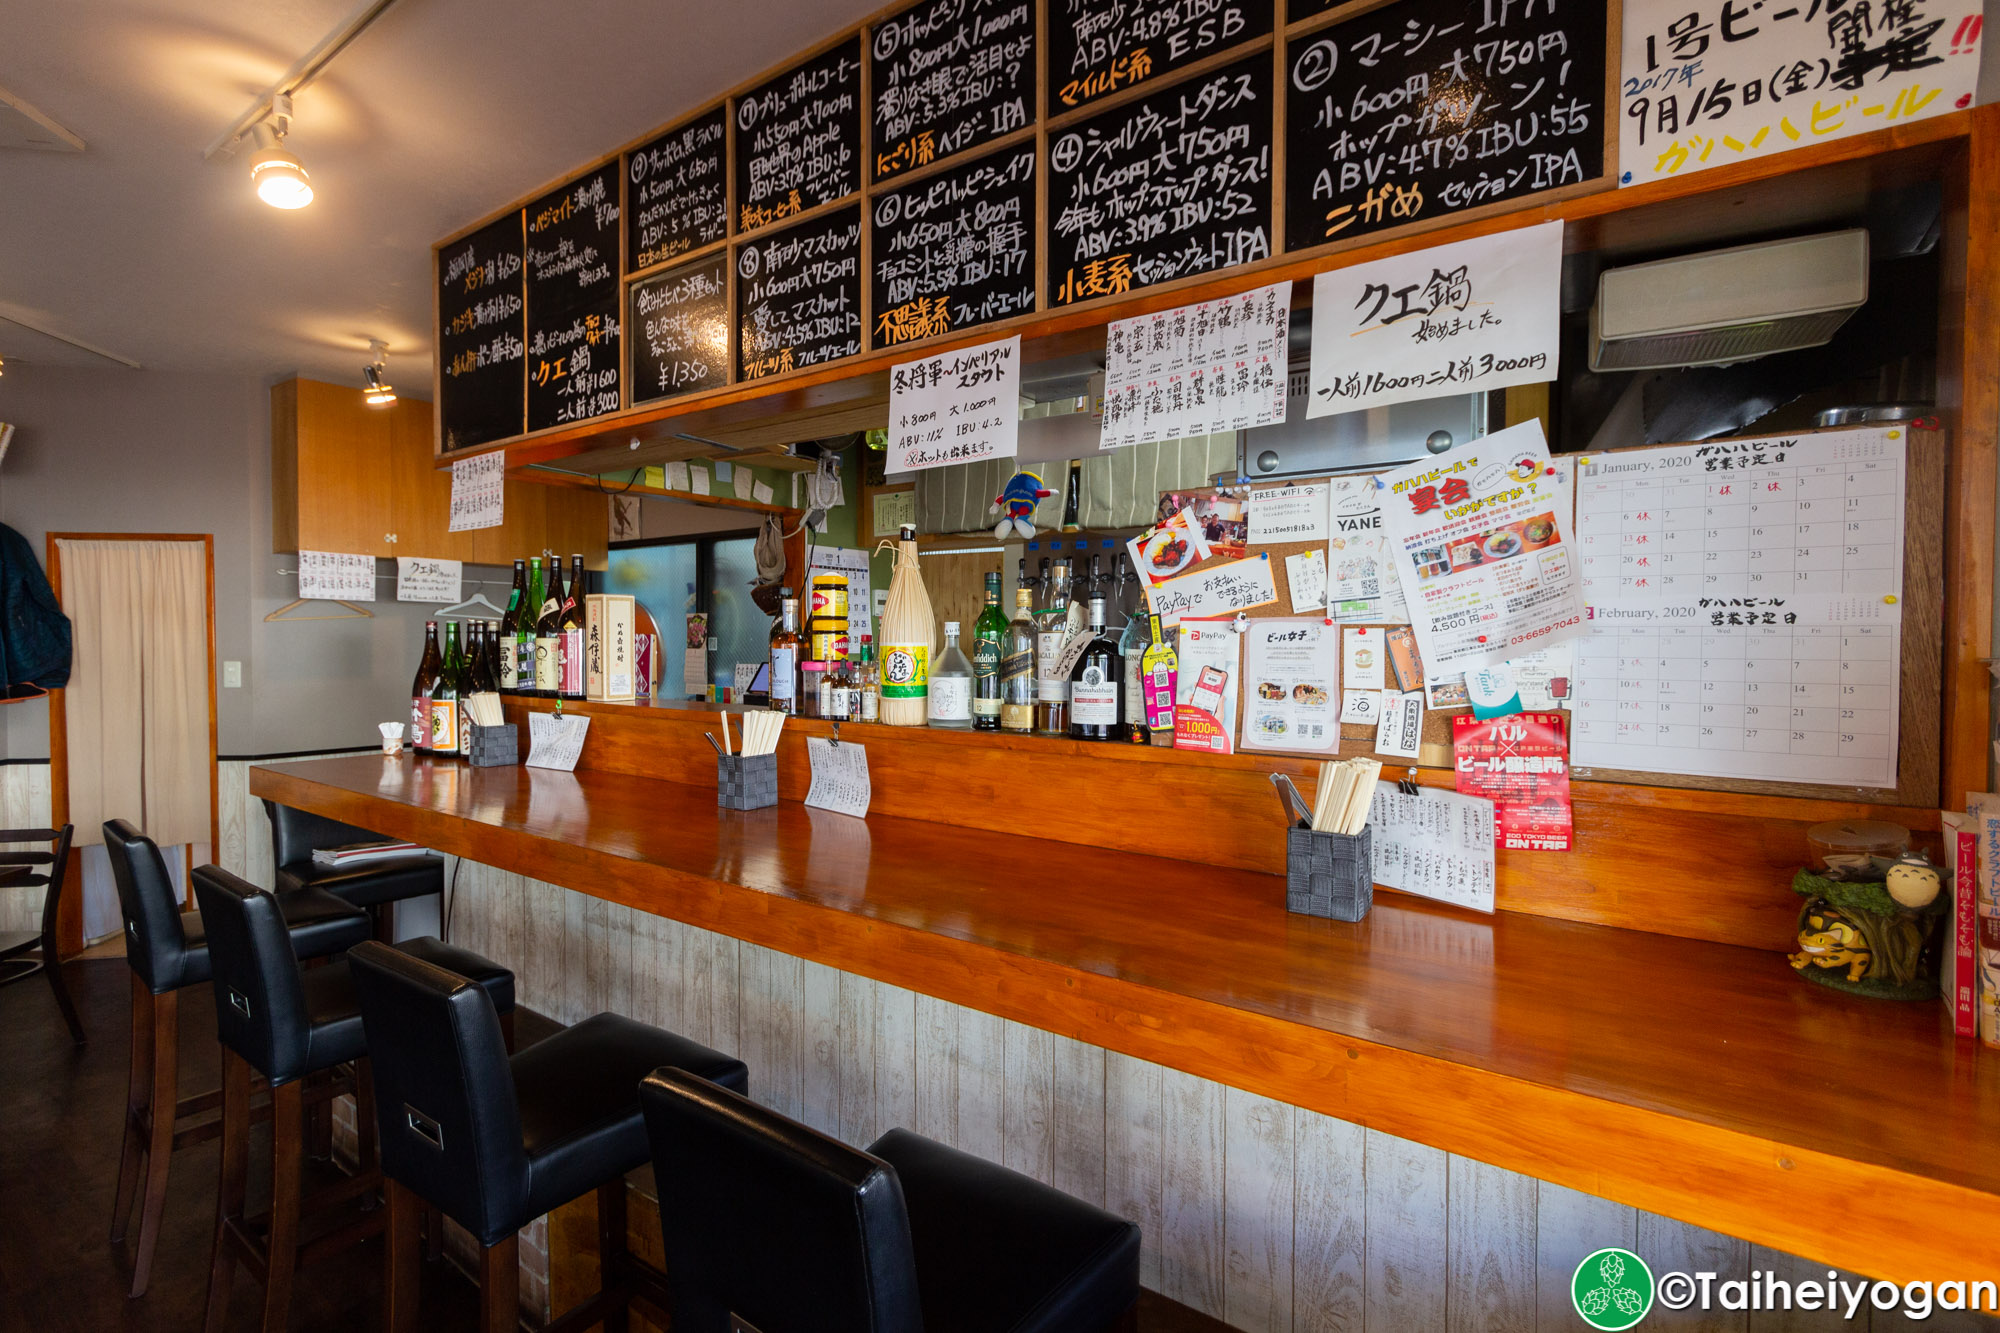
[{"x1": 1570, "y1": 428, "x2": 1906, "y2": 788}]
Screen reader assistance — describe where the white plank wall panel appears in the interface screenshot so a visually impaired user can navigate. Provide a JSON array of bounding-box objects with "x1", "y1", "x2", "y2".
[
  {"x1": 0, "y1": 764, "x2": 54, "y2": 936},
  {"x1": 412, "y1": 860, "x2": 1999, "y2": 1333}
]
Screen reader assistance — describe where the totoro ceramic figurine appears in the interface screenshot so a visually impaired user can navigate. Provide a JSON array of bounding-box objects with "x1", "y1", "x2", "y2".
[{"x1": 1885, "y1": 853, "x2": 1942, "y2": 909}]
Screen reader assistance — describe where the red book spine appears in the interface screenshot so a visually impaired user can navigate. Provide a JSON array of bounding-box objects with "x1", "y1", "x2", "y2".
[{"x1": 1950, "y1": 830, "x2": 1978, "y2": 1037}]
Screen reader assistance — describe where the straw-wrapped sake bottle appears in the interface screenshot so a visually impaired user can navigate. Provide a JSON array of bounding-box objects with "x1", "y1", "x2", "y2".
[{"x1": 878, "y1": 525, "x2": 935, "y2": 726}]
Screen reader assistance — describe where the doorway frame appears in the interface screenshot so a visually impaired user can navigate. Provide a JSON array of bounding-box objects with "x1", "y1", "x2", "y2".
[{"x1": 44, "y1": 533, "x2": 220, "y2": 953}]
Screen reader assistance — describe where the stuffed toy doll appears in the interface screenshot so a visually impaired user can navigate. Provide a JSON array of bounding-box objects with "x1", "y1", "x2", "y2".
[{"x1": 991, "y1": 469, "x2": 1052, "y2": 539}]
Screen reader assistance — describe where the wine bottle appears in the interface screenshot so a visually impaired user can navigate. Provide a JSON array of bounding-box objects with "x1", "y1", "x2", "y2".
[
  {"x1": 1067, "y1": 595, "x2": 1123, "y2": 741},
  {"x1": 518, "y1": 558, "x2": 544, "y2": 693},
  {"x1": 769, "y1": 587, "x2": 801, "y2": 715},
  {"x1": 535, "y1": 557, "x2": 564, "y2": 697},
  {"x1": 498, "y1": 559, "x2": 526, "y2": 692},
  {"x1": 971, "y1": 571, "x2": 1007, "y2": 731},
  {"x1": 1000, "y1": 579, "x2": 1035, "y2": 734},
  {"x1": 409, "y1": 620, "x2": 442, "y2": 753},
  {"x1": 431, "y1": 621, "x2": 463, "y2": 756},
  {"x1": 469, "y1": 621, "x2": 497, "y2": 696},
  {"x1": 1034, "y1": 558, "x2": 1072, "y2": 735},
  {"x1": 929, "y1": 622, "x2": 974, "y2": 729},
  {"x1": 559, "y1": 554, "x2": 587, "y2": 700},
  {"x1": 1119, "y1": 600, "x2": 1150, "y2": 744}
]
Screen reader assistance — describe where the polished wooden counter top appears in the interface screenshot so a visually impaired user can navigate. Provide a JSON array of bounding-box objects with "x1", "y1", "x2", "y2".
[{"x1": 251, "y1": 754, "x2": 2000, "y2": 1284}]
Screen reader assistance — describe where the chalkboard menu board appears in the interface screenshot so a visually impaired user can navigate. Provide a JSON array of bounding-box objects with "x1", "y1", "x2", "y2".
[
  {"x1": 627, "y1": 107, "x2": 728, "y2": 271},
  {"x1": 870, "y1": 0, "x2": 1035, "y2": 181},
  {"x1": 737, "y1": 205, "x2": 863, "y2": 380},
  {"x1": 871, "y1": 145, "x2": 1036, "y2": 348},
  {"x1": 1047, "y1": 0, "x2": 1273, "y2": 112},
  {"x1": 1284, "y1": 0, "x2": 1606, "y2": 249},
  {"x1": 1047, "y1": 55, "x2": 1272, "y2": 308},
  {"x1": 524, "y1": 164, "x2": 622, "y2": 431},
  {"x1": 630, "y1": 254, "x2": 730, "y2": 406},
  {"x1": 734, "y1": 38, "x2": 863, "y2": 233},
  {"x1": 437, "y1": 213, "x2": 525, "y2": 451}
]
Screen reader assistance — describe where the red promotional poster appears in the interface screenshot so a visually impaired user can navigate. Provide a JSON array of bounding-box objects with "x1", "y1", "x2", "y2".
[{"x1": 1451, "y1": 712, "x2": 1573, "y2": 852}]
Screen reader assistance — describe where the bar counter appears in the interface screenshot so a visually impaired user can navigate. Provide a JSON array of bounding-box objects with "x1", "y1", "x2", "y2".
[{"x1": 250, "y1": 747, "x2": 2000, "y2": 1287}]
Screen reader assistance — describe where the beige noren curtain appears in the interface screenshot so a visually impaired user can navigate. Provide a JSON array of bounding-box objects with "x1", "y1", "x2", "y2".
[{"x1": 56, "y1": 539, "x2": 211, "y2": 849}]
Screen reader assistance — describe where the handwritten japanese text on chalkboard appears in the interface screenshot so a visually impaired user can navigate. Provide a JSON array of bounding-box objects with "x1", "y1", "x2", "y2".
[
  {"x1": 631, "y1": 255, "x2": 730, "y2": 405},
  {"x1": 735, "y1": 38, "x2": 863, "y2": 233},
  {"x1": 872, "y1": 0, "x2": 1035, "y2": 180},
  {"x1": 1047, "y1": 55, "x2": 1272, "y2": 307},
  {"x1": 627, "y1": 107, "x2": 728, "y2": 268},
  {"x1": 738, "y1": 206, "x2": 863, "y2": 380},
  {"x1": 438, "y1": 214, "x2": 525, "y2": 451},
  {"x1": 872, "y1": 145, "x2": 1035, "y2": 347},
  {"x1": 1285, "y1": 0, "x2": 1606, "y2": 248},
  {"x1": 525, "y1": 165, "x2": 622, "y2": 430},
  {"x1": 1048, "y1": 0, "x2": 1273, "y2": 111}
]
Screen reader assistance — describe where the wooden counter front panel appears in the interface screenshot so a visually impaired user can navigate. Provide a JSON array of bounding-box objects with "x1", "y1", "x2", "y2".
[{"x1": 501, "y1": 697, "x2": 1933, "y2": 951}]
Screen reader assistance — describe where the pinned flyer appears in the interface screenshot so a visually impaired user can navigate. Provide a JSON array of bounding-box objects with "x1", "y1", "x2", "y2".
[
  {"x1": 449, "y1": 450, "x2": 505, "y2": 532},
  {"x1": 1375, "y1": 691, "x2": 1425, "y2": 760},
  {"x1": 298, "y1": 550, "x2": 375, "y2": 602},
  {"x1": 887, "y1": 335, "x2": 1020, "y2": 473},
  {"x1": 1149, "y1": 553, "x2": 1277, "y2": 625},
  {"x1": 805, "y1": 737, "x2": 871, "y2": 818}
]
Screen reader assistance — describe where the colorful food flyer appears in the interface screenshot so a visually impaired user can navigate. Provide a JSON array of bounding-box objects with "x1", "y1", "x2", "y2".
[
  {"x1": 1126, "y1": 505, "x2": 1213, "y2": 588},
  {"x1": 1380, "y1": 420, "x2": 1585, "y2": 675},
  {"x1": 1241, "y1": 619, "x2": 1340, "y2": 754},
  {"x1": 1327, "y1": 475, "x2": 1409, "y2": 623},
  {"x1": 1173, "y1": 617, "x2": 1240, "y2": 755},
  {"x1": 1452, "y1": 712, "x2": 1573, "y2": 852},
  {"x1": 1156, "y1": 487, "x2": 1250, "y2": 560}
]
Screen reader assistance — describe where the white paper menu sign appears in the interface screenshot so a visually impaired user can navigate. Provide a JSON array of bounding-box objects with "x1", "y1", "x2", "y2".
[
  {"x1": 525, "y1": 712, "x2": 590, "y2": 771},
  {"x1": 449, "y1": 450, "x2": 506, "y2": 532},
  {"x1": 396, "y1": 557, "x2": 462, "y2": 603},
  {"x1": 1307, "y1": 221, "x2": 1562, "y2": 418},
  {"x1": 1249, "y1": 481, "x2": 1330, "y2": 544},
  {"x1": 1367, "y1": 783, "x2": 1496, "y2": 913},
  {"x1": 805, "y1": 737, "x2": 871, "y2": 818},
  {"x1": 1379, "y1": 419, "x2": 1585, "y2": 674},
  {"x1": 1099, "y1": 280, "x2": 1291, "y2": 449},
  {"x1": 1241, "y1": 619, "x2": 1339, "y2": 754},
  {"x1": 1150, "y1": 553, "x2": 1279, "y2": 625},
  {"x1": 887, "y1": 336, "x2": 1021, "y2": 472},
  {"x1": 1619, "y1": 0, "x2": 1980, "y2": 189},
  {"x1": 298, "y1": 550, "x2": 376, "y2": 602},
  {"x1": 1569, "y1": 427, "x2": 1907, "y2": 788}
]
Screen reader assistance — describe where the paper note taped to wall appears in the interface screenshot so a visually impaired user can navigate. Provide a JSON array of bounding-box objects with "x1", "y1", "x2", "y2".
[
  {"x1": 298, "y1": 550, "x2": 376, "y2": 602},
  {"x1": 396, "y1": 557, "x2": 461, "y2": 603},
  {"x1": 887, "y1": 335, "x2": 1021, "y2": 473},
  {"x1": 1149, "y1": 553, "x2": 1277, "y2": 624},
  {"x1": 449, "y1": 450, "x2": 505, "y2": 532}
]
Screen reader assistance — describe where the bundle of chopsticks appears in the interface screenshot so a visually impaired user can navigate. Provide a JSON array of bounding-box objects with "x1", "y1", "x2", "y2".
[
  {"x1": 465, "y1": 693, "x2": 504, "y2": 729},
  {"x1": 713, "y1": 709, "x2": 785, "y2": 758},
  {"x1": 1310, "y1": 757, "x2": 1381, "y2": 835}
]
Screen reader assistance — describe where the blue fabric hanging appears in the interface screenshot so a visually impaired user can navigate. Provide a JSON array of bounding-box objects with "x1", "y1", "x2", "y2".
[{"x1": 0, "y1": 523, "x2": 71, "y2": 700}]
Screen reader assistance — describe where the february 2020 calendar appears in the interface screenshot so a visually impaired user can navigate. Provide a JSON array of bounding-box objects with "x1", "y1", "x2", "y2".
[{"x1": 1569, "y1": 428, "x2": 1906, "y2": 788}]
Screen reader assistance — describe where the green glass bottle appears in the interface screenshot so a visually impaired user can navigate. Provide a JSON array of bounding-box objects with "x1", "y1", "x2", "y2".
[{"x1": 971, "y1": 571, "x2": 1008, "y2": 731}]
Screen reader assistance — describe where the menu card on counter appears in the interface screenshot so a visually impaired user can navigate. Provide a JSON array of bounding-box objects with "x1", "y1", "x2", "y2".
[
  {"x1": 871, "y1": 144, "x2": 1036, "y2": 348},
  {"x1": 1047, "y1": 0, "x2": 1272, "y2": 112},
  {"x1": 437, "y1": 213, "x2": 525, "y2": 452},
  {"x1": 806, "y1": 737, "x2": 872, "y2": 817},
  {"x1": 1284, "y1": 0, "x2": 1606, "y2": 248},
  {"x1": 1047, "y1": 54, "x2": 1273, "y2": 307},
  {"x1": 526, "y1": 712, "x2": 591, "y2": 772},
  {"x1": 734, "y1": 37, "x2": 862, "y2": 233},
  {"x1": 524, "y1": 163, "x2": 622, "y2": 431},
  {"x1": 870, "y1": 0, "x2": 1034, "y2": 179},
  {"x1": 626, "y1": 106, "x2": 728, "y2": 270},
  {"x1": 1366, "y1": 782, "x2": 1496, "y2": 913},
  {"x1": 737, "y1": 206, "x2": 864, "y2": 381},
  {"x1": 630, "y1": 254, "x2": 729, "y2": 405}
]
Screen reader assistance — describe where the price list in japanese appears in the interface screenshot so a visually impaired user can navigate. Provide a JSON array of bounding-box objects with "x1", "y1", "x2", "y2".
[{"x1": 1569, "y1": 428, "x2": 1907, "y2": 788}]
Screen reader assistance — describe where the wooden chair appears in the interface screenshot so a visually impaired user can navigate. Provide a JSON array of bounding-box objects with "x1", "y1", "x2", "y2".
[{"x1": 0, "y1": 824, "x2": 83, "y2": 1045}]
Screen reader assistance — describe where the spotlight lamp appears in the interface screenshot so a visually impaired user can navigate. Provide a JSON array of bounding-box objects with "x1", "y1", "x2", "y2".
[
  {"x1": 248, "y1": 93, "x2": 313, "y2": 209},
  {"x1": 363, "y1": 340, "x2": 396, "y2": 406}
]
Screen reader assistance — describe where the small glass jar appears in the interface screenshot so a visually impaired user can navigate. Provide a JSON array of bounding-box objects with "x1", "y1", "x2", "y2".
[
  {"x1": 1807, "y1": 819, "x2": 1910, "y2": 877},
  {"x1": 799, "y1": 660, "x2": 827, "y2": 719}
]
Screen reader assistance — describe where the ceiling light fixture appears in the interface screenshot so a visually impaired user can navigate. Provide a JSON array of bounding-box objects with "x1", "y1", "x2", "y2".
[
  {"x1": 363, "y1": 340, "x2": 396, "y2": 405},
  {"x1": 247, "y1": 93, "x2": 312, "y2": 209}
]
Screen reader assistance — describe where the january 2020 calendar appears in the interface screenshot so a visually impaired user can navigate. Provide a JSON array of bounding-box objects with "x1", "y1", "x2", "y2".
[{"x1": 1569, "y1": 428, "x2": 1906, "y2": 789}]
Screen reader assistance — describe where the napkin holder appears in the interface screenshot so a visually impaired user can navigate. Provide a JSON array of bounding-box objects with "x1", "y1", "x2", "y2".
[
  {"x1": 1285, "y1": 825, "x2": 1373, "y2": 922},
  {"x1": 718, "y1": 753, "x2": 778, "y2": 810}
]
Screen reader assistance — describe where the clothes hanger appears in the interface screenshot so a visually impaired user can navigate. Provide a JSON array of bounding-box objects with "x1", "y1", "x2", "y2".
[
  {"x1": 431, "y1": 592, "x2": 506, "y2": 619},
  {"x1": 263, "y1": 598, "x2": 374, "y2": 623}
]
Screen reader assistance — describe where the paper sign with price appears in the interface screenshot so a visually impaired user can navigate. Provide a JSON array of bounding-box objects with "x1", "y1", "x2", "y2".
[
  {"x1": 450, "y1": 450, "x2": 506, "y2": 532},
  {"x1": 886, "y1": 336, "x2": 1021, "y2": 473},
  {"x1": 396, "y1": 557, "x2": 462, "y2": 603},
  {"x1": 805, "y1": 738, "x2": 871, "y2": 818}
]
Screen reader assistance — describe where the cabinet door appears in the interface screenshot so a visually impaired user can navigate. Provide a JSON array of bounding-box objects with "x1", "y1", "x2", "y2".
[{"x1": 291, "y1": 379, "x2": 400, "y2": 556}]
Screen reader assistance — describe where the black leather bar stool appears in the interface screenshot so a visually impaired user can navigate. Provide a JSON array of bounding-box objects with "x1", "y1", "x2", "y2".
[
  {"x1": 345, "y1": 940, "x2": 749, "y2": 1333},
  {"x1": 0, "y1": 822, "x2": 82, "y2": 1045},
  {"x1": 104, "y1": 819, "x2": 370, "y2": 1299},
  {"x1": 192, "y1": 865, "x2": 516, "y2": 1333},
  {"x1": 264, "y1": 800, "x2": 445, "y2": 941},
  {"x1": 640, "y1": 1067, "x2": 1142, "y2": 1333}
]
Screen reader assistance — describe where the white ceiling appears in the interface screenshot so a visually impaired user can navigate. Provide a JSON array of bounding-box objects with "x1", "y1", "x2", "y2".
[{"x1": 0, "y1": 0, "x2": 879, "y2": 385}]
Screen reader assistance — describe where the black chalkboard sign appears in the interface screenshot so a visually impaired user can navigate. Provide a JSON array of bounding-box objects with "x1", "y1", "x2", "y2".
[
  {"x1": 630, "y1": 254, "x2": 730, "y2": 406},
  {"x1": 1046, "y1": 55, "x2": 1272, "y2": 307},
  {"x1": 734, "y1": 38, "x2": 863, "y2": 233},
  {"x1": 736, "y1": 205, "x2": 863, "y2": 380},
  {"x1": 437, "y1": 212, "x2": 525, "y2": 451},
  {"x1": 627, "y1": 107, "x2": 728, "y2": 271},
  {"x1": 872, "y1": 144, "x2": 1035, "y2": 348},
  {"x1": 524, "y1": 163, "x2": 622, "y2": 431},
  {"x1": 1284, "y1": 0, "x2": 1606, "y2": 250},
  {"x1": 870, "y1": 0, "x2": 1035, "y2": 181},
  {"x1": 1047, "y1": 0, "x2": 1273, "y2": 113}
]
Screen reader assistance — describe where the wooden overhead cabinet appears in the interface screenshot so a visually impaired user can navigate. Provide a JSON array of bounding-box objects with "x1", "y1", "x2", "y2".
[{"x1": 270, "y1": 377, "x2": 605, "y2": 563}]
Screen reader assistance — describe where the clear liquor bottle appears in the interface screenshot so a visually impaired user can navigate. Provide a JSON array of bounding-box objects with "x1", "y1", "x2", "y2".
[
  {"x1": 768, "y1": 588, "x2": 801, "y2": 715},
  {"x1": 1034, "y1": 558, "x2": 1072, "y2": 734},
  {"x1": 928, "y1": 621, "x2": 974, "y2": 730}
]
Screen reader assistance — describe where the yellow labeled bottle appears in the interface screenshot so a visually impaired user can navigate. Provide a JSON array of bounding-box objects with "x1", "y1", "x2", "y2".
[{"x1": 878, "y1": 525, "x2": 934, "y2": 726}]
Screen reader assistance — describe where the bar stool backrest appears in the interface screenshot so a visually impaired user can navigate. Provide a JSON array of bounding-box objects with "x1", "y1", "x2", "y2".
[
  {"x1": 261, "y1": 799, "x2": 381, "y2": 869},
  {"x1": 191, "y1": 865, "x2": 313, "y2": 1084},
  {"x1": 346, "y1": 940, "x2": 530, "y2": 1243},
  {"x1": 638, "y1": 1067, "x2": 923, "y2": 1333},
  {"x1": 104, "y1": 819, "x2": 197, "y2": 994}
]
